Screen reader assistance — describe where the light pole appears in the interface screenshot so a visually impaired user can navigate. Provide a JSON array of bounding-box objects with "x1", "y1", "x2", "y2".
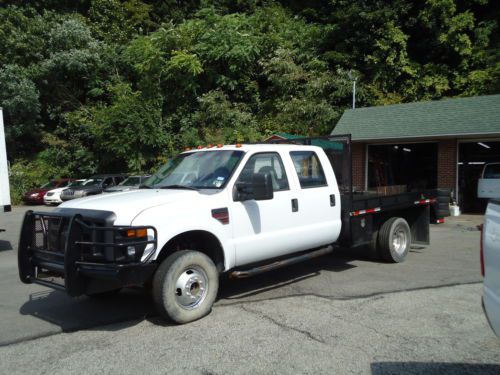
[{"x1": 348, "y1": 70, "x2": 357, "y2": 109}]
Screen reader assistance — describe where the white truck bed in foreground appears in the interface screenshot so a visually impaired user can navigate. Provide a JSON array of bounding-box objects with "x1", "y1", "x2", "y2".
[{"x1": 483, "y1": 199, "x2": 500, "y2": 337}]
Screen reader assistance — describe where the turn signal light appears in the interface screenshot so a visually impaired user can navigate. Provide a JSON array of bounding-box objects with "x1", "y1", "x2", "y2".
[{"x1": 126, "y1": 228, "x2": 148, "y2": 238}]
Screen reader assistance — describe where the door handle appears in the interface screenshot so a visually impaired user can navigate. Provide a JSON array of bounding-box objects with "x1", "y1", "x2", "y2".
[
  {"x1": 330, "y1": 194, "x2": 336, "y2": 207},
  {"x1": 291, "y1": 198, "x2": 299, "y2": 212}
]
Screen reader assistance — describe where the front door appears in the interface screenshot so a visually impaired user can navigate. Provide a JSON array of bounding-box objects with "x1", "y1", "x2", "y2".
[{"x1": 229, "y1": 152, "x2": 298, "y2": 266}]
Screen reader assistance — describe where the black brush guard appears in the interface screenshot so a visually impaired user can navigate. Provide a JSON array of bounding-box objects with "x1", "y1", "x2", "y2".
[{"x1": 18, "y1": 210, "x2": 158, "y2": 296}]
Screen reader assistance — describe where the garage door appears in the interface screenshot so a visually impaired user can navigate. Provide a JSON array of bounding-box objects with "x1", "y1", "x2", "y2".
[{"x1": 458, "y1": 140, "x2": 500, "y2": 213}]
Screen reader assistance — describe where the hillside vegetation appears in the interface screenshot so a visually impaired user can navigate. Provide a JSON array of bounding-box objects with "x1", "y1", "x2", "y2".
[{"x1": 1, "y1": 0, "x2": 498, "y2": 201}]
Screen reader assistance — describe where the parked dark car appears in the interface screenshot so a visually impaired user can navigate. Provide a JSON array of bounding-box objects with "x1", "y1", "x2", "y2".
[
  {"x1": 60, "y1": 174, "x2": 127, "y2": 201},
  {"x1": 104, "y1": 175, "x2": 150, "y2": 192},
  {"x1": 22, "y1": 179, "x2": 75, "y2": 205}
]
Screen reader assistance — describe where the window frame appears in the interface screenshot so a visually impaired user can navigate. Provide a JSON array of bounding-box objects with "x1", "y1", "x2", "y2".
[
  {"x1": 289, "y1": 150, "x2": 329, "y2": 189},
  {"x1": 235, "y1": 151, "x2": 290, "y2": 193}
]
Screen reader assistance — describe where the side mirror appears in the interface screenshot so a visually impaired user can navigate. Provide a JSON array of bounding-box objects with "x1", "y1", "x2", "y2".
[
  {"x1": 252, "y1": 172, "x2": 274, "y2": 201},
  {"x1": 234, "y1": 173, "x2": 274, "y2": 202}
]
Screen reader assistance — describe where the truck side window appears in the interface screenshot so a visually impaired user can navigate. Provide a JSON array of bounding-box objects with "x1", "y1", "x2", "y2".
[
  {"x1": 236, "y1": 153, "x2": 289, "y2": 191},
  {"x1": 290, "y1": 151, "x2": 327, "y2": 188}
]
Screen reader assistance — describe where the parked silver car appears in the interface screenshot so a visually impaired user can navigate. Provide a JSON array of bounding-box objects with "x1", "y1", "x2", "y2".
[{"x1": 103, "y1": 175, "x2": 150, "y2": 192}]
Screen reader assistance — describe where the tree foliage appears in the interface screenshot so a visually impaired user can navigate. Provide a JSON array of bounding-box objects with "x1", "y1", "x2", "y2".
[{"x1": 0, "y1": 0, "x2": 498, "y2": 192}]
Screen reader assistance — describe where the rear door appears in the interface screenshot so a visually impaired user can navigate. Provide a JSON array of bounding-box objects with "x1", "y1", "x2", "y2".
[{"x1": 287, "y1": 150, "x2": 342, "y2": 247}]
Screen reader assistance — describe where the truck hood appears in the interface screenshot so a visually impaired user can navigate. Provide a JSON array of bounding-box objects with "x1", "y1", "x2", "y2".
[{"x1": 58, "y1": 188, "x2": 199, "y2": 224}]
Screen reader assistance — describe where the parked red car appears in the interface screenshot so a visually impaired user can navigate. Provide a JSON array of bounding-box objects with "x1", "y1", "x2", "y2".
[{"x1": 22, "y1": 179, "x2": 75, "y2": 205}]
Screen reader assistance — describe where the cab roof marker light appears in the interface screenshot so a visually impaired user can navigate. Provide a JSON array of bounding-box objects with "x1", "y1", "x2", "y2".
[
  {"x1": 197, "y1": 145, "x2": 203, "y2": 149},
  {"x1": 207, "y1": 144, "x2": 213, "y2": 148},
  {"x1": 236, "y1": 144, "x2": 242, "y2": 148},
  {"x1": 217, "y1": 144, "x2": 223, "y2": 148}
]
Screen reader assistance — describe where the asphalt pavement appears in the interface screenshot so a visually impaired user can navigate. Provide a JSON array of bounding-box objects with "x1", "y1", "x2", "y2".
[{"x1": 0, "y1": 206, "x2": 499, "y2": 374}]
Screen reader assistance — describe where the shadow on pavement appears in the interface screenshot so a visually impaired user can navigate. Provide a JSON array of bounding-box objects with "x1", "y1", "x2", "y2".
[
  {"x1": 371, "y1": 362, "x2": 500, "y2": 375},
  {"x1": 18, "y1": 249, "x2": 359, "y2": 332},
  {"x1": 19, "y1": 288, "x2": 156, "y2": 332},
  {"x1": 0, "y1": 239, "x2": 12, "y2": 251}
]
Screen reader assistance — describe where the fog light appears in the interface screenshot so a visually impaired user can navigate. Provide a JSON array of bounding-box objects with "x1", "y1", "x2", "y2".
[{"x1": 127, "y1": 246, "x2": 136, "y2": 257}]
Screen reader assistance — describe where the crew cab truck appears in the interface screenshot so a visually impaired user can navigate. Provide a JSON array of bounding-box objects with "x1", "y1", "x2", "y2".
[
  {"x1": 19, "y1": 136, "x2": 434, "y2": 323},
  {"x1": 481, "y1": 199, "x2": 500, "y2": 337}
]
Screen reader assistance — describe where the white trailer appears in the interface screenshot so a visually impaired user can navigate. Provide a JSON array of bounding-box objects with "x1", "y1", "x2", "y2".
[{"x1": 0, "y1": 108, "x2": 12, "y2": 225}]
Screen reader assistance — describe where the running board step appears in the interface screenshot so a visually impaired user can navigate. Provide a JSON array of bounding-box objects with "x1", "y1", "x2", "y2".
[{"x1": 229, "y1": 246, "x2": 333, "y2": 279}]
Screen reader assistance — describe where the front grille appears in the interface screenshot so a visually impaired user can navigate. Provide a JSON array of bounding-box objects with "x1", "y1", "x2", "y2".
[{"x1": 32, "y1": 215, "x2": 70, "y2": 256}]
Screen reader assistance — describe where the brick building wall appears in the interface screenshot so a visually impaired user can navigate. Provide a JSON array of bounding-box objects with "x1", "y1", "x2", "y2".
[
  {"x1": 352, "y1": 143, "x2": 365, "y2": 191},
  {"x1": 437, "y1": 139, "x2": 457, "y2": 193}
]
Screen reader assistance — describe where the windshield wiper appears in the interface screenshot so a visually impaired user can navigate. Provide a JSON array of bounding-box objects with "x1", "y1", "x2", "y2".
[
  {"x1": 139, "y1": 184, "x2": 152, "y2": 189},
  {"x1": 159, "y1": 184, "x2": 199, "y2": 191}
]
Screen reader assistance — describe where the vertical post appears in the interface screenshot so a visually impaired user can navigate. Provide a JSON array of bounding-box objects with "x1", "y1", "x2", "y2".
[{"x1": 352, "y1": 79, "x2": 356, "y2": 109}]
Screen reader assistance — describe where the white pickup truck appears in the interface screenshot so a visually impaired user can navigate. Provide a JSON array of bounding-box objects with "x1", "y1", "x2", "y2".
[
  {"x1": 482, "y1": 199, "x2": 500, "y2": 337},
  {"x1": 19, "y1": 136, "x2": 435, "y2": 323},
  {"x1": 478, "y1": 163, "x2": 500, "y2": 200}
]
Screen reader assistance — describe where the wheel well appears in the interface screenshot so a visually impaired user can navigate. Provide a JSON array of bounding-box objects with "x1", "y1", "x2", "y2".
[{"x1": 156, "y1": 231, "x2": 225, "y2": 272}]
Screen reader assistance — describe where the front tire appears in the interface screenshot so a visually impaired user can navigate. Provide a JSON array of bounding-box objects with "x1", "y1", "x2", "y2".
[
  {"x1": 153, "y1": 250, "x2": 219, "y2": 324},
  {"x1": 378, "y1": 217, "x2": 411, "y2": 263}
]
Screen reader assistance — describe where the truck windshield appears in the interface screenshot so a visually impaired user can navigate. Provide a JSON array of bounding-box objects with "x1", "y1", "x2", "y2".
[
  {"x1": 484, "y1": 164, "x2": 500, "y2": 178},
  {"x1": 145, "y1": 150, "x2": 244, "y2": 189}
]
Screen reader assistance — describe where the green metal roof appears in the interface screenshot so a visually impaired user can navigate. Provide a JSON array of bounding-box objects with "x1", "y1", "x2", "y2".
[
  {"x1": 270, "y1": 132, "x2": 305, "y2": 140},
  {"x1": 331, "y1": 95, "x2": 500, "y2": 141}
]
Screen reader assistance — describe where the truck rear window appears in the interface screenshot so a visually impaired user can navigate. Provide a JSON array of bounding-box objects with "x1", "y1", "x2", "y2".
[
  {"x1": 484, "y1": 164, "x2": 500, "y2": 179},
  {"x1": 290, "y1": 151, "x2": 327, "y2": 188}
]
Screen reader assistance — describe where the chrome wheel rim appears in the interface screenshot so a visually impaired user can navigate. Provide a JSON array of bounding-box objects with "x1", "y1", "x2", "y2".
[
  {"x1": 175, "y1": 266, "x2": 208, "y2": 310},
  {"x1": 392, "y1": 229, "x2": 407, "y2": 255}
]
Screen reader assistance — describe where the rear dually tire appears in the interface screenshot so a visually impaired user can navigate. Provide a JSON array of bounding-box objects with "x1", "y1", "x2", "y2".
[{"x1": 378, "y1": 217, "x2": 411, "y2": 263}]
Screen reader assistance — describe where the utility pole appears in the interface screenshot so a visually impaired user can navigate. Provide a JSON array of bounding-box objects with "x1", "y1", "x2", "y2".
[{"x1": 348, "y1": 70, "x2": 357, "y2": 109}]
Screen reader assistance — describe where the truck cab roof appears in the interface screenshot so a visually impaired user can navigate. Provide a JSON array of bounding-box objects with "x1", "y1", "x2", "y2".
[{"x1": 183, "y1": 143, "x2": 323, "y2": 154}]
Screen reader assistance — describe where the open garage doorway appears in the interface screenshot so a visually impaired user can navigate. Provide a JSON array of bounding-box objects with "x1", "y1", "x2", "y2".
[
  {"x1": 367, "y1": 143, "x2": 438, "y2": 192},
  {"x1": 458, "y1": 140, "x2": 500, "y2": 213}
]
